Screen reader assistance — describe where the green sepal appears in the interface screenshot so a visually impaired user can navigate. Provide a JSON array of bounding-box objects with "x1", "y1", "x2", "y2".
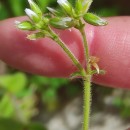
[
  {"x1": 27, "y1": 32, "x2": 46, "y2": 40},
  {"x1": 57, "y1": 0, "x2": 75, "y2": 17},
  {"x1": 16, "y1": 21, "x2": 35, "y2": 31},
  {"x1": 83, "y1": 13, "x2": 108, "y2": 26},
  {"x1": 75, "y1": 0, "x2": 83, "y2": 15},
  {"x1": 28, "y1": 0, "x2": 42, "y2": 17},
  {"x1": 25, "y1": 8, "x2": 41, "y2": 23},
  {"x1": 82, "y1": 0, "x2": 93, "y2": 14},
  {"x1": 49, "y1": 17, "x2": 75, "y2": 29},
  {"x1": 34, "y1": 17, "x2": 49, "y2": 30},
  {"x1": 47, "y1": 7, "x2": 61, "y2": 16}
]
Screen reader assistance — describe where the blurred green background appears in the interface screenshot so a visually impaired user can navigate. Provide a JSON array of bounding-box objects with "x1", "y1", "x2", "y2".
[{"x1": 0, "y1": 0, "x2": 130, "y2": 130}]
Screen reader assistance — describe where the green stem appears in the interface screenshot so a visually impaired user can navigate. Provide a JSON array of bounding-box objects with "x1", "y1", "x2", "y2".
[
  {"x1": 48, "y1": 27, "x2": 84, "y2": 73},
  {"x1": 83, "y1": 76, "x2": 91, "y2": 130},
  {"x1": 48, "y1": 24, "x2": 92, "y2": 130},
  {"x1": 78, "y1": 20, "x2": 92, "y2": 130},
  {"x1": 79, "y1": 19, "x2": 90, "y2": 62}
]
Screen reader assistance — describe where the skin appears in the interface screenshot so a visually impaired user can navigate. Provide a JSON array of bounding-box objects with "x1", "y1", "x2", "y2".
[{"x1": 0, "y1": 16, "x2": 130, "y2": 89}]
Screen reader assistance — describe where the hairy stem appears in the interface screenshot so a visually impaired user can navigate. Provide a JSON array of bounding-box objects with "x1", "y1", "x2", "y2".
[
  {"x1": 78, "y1": 20, "x2": 92, "y2": 130},
  {"x1": 79, "y1": 19, "x2": 90, "y2": 63},
  {"x1": 83, "y1": 76, "x2": 91, "y2": 130},
  {"x1": 48, "y1": 23, "x2": 92, "y2": 130},
  {"x1": 48, "y1": 27, "x2": 84, "y2": 73}
]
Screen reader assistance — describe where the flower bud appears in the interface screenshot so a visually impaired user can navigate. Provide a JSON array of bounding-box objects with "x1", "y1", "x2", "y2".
[
  {"x1": 49, "y1": 17, "x2": 75, "y2": 29},
  {"x1": 28, "y1": 0, "x2": 42, "y2": 17},
  {"x1": 57, "y1": 0, "x2": 75, "y2": 17},
  {"x1": 27, "y1": 32, "x2": 45, "y2": 40},
  {"x1": 83, "y1": 13, "x2": 108, "y2": 26},
  {"x1": 15, "y1": 21, "x2": 35, "y2": 30},
  {"x1": 47, "y1": 7, "x2": 60, "y2": 16},
  {"x1": 75, "y1": 0, "x2": 83, "y2": 15},
  {"x1": 82, "y1": 0, "x2": 93, "y2": 14},
  {"x1": 25, "y1": 8, "x2": 40, "y2": 23}
]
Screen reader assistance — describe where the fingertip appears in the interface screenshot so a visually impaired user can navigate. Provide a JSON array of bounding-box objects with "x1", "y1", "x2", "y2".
[{"x1": 92, "y1": 17, "x2": 130, "y2": 89}]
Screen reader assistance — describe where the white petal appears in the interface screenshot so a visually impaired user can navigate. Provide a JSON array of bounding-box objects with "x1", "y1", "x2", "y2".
[
  {"x1": 28, "y1": 0, "x2": 34, "y2": 5},
  {"x1": 47, "y1": 7, "x2": 54, "y2": 12},
  {"x1": 57, "y1": 0, "x2": 67, "y2": 5},
  {"x1": 25, "y1": 8, "x2": 37, "y2": 18}
]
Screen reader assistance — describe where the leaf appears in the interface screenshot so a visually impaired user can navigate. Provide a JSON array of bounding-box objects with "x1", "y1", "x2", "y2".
[
  {"x1": 42, "y1": 89, "x2": 57, "y2": 102},
  {"x1": 0, "y1": 118, "x2": 47, "y2": 130},
  {"x1": 0, "y1": 118, "x2": 23, "y2": 130},
  {"x1": 27, "y1": 122, "x2": 47, "y2": 130},
  {"x1": 0, "y1": 95, "x2": 14, "y2": 118},
  {"x1": 0, "y1": 72, "x2": 27, "y2": 94},
  {"x1": 19, "y1": 91, "x2": 37, "y2": 122}
]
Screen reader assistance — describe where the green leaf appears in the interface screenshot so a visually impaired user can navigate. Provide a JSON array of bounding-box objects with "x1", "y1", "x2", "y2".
[
  {"x1": 43, "y1": 89, "x2": 57, "y2": 101},
  {"x1": 27, "y1": 122, "x2": 47, "y2": 130},
  {"x1": 19, "y1": 91, "x2": 37, "y2": 121},
  {"x1": 30, "y1": 76, "x2": 68, "y2": 89},
  {"x1": 0, "y1": 118, "x2": 47, "y2": 130},
  {"x1": 0, "y1": 95, "x2": 14, "y2": 118},
  {"x1": 83, "y1": 13, "x2": 108, "y2": 26},
  {"x1": 0, "y1": 72, "x2": 27, "y2": 94},
  {"x1": 0, "y1": 118, "x2": 23, "y2": 130}
]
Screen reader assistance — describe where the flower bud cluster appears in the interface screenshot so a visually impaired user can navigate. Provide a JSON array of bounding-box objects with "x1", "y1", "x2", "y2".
[
  {"x1": 16, "y1": 0, "x2": 108, "y2": 40},
  {"x1": 16, "y1": 0, "x2": 50, "y2": 40},
  {"x1": 47, "y1": 0, "x2": 107, "y2": 29},
  {"x1": 16, "y1": 0, "x2": 108, "y2": 77}
]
